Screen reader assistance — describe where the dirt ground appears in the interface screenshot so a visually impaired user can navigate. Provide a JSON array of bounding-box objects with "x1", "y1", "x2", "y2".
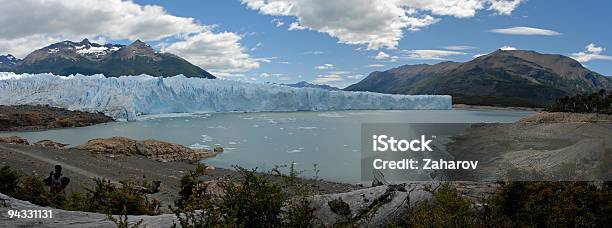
[
  {"x1": 0, "y1": 143, "x2": 359, "y2": 212},
  {"x1": 447, "y1": 112, "x2": 612, "y2": 181}
]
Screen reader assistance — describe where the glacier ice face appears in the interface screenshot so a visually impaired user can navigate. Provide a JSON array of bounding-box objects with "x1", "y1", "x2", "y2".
[{"x1": 0, "y1": 72, "x2": 452, "y2": 120}]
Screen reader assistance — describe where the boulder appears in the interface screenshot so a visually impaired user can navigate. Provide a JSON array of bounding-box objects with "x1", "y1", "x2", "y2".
[
  {"x1": 310, "y1": 183, "x2": 433, "y2": 226},
  {"x1": 0, "y1": 136, "x2": 29, "y2": 145},
  {"x1": 33, "y1": 139, "x2": 68, "y2": 149},
  {"x1": 76, "y1": 137, "x2": 222, "y2": 162}
]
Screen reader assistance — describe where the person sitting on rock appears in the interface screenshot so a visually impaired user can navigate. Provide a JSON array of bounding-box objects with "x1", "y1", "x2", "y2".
[{"x1": 43, "y1": 165, "x2": 70, "y2": 193}]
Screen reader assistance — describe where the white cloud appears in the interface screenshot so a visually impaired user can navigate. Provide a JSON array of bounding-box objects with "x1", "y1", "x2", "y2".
[
  {"x1": 271, "y1": 18, "x2": 285, "y2": 27},
  {"x1": 367, "y1": 64, "x2": 385, "y2": 67},
  {"x1": 315, "y1": 63, "x2": 335, "y2": 70},
  {"x1": 288, "y1": 22, "x2": 307, "y2": 31},
  {"x1": 260, "y1": 73, "x2": 271, "y2": 78},
  {"x1": 499, "y1": 45, "x2": 516, "y2": 50},
  {"x1": 314, "y1": 74, "x2": 344, "y2": 84},
  {"x1": 571, "y1": 43, "x2": 612, "y2": 62},
  {"x1": 488, "y1": 0, "x2": 525, "y2": 15},
  {"x1": 490, "y1": 26, "x2": 561, "y2": 36},
  {"x1": 373, "y1": 51, "x2": 399, "y2": 62},
  {"x1": 303, "y1": 50, "x2": 324, "y2": 55},
  {"x1": 0, "y1": 0, "x2": 259, "y2": 76},
  {"x1": 162, "y1": 31, "x2": 261, "y2": 77},
  {"x1": 241, "y1": 0, "x2": 523, "y2": 50},
  {"x1": 250, "y1": 42, "x2": 263, "y2": 51},
  {"x1": 347, "y1": 74, "x2": 364, "y2": 79},
  {"x1": 402, "y1": 49, "x2": 466, "y2": 60},
  {"x1": 443, "y1": 45, "x2": 476, "y2": 51}
]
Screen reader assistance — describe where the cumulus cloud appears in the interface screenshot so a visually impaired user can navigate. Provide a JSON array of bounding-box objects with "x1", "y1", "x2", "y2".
[
  {"x1": 241, "y1": 0, "x2": 523, "y2": 50},
  {"x1": 315, "y1": 63, "x2": 335, "y2": 70},
  {"x1": 367, "y1": 64, "x2": 385, "y2": 67},
  {"x1": 571, "y1": 43, "x2": 612, "y2": 62},
  {"x1": 402, "y1": 49, "x2": 466, "y2": 60},
  {"x1": 0, "y1": 0, "x2": 259, "y2": 76},
  {"x1": 490, "y1": 26, "x2": 561, "y2": 36}
]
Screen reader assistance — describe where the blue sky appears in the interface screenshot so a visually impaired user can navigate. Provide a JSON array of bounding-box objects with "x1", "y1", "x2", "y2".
[{"x1": 1, "y1": 0, "x2": 611, "y2": 88}]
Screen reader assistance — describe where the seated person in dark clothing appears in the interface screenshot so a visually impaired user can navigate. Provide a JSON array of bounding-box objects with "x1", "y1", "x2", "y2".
[{"x1": 43, "y1": 165, "x2": 70, "y2": 193}]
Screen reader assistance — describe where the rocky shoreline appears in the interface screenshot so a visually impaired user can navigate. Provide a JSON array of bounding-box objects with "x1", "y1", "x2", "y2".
[{"x1": 0, "y1": 105, "x2": 113, "y2": 131}]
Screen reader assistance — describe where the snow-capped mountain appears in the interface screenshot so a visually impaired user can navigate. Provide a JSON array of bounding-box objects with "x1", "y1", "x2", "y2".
[
  {"x1": 0, "y1": 73, "x2": 452, "y2": 120},
  {"x1": 0, "y1": 54, "x2": 21, "y2": 69},
  {"x1": 1, "y1": 39, "x2": 214, "y2": 78}
]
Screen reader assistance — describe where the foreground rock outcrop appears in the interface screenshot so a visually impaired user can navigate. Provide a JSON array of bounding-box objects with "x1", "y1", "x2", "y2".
[
  {"x1": 0, "y1": 105, "x2": 113, "y2": 131},
  {"x1": 0, "y1": 184, "x2": 441, "y2": 227},
  {"x1": 76, "y1": 137, "x2": 222, "y2": 162},
  {"x1": 33, "y1": 139, "x2": 68, "y2": 149}
]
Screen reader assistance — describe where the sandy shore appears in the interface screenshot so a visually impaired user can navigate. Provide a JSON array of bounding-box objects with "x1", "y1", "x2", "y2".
[{"x1": 0, "y1": 143, "x2": 359, "y2": 211}]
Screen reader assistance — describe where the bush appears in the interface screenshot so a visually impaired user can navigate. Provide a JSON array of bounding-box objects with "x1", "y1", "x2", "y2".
[
  {"x1": 398, "y1": 184, "x2": 487, "y2": 227},
  {"x1": 490, "y1": 181, "x2": 612, "y2": 227},
  {"x1": 171, "y1": 164, "x2": 316, "y2": 228},
  {"x1": 82, "y1": 178, "x2": 160, "y2": 215},
  {"x1": 17, "y1": 175, "x2": 53, "y2": 207},
  {"x1": 0, "y1": 166, "x2": 20, "y2": 195}
]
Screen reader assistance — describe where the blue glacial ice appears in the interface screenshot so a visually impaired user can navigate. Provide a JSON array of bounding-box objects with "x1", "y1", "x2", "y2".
[{"x1": 0, "y1": 73, "x2": 452, "y2": 120}]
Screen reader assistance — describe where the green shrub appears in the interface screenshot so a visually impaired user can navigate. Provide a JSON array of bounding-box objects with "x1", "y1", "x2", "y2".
[
  {"x1": 398, "y1": 184, "x2": 487, "y2": 228},
  {"x1": 82, "y1": 178, "x2": 160, "y2": 215},
  {"x1": 18, "y1": 175, "x2": 52, "y2": 207},
  {"x1": 0, "y1": 166, "x2": 20, "y2": 195},
  {"x1": 490, "y1": 181, "x2": 612, "y2": 227},
  {"x1": 106, "y1": 205, "x2": 145, "y2": 228},
  {"x1": 172, "y1": 164, "x2": 316, "y2": 228}
]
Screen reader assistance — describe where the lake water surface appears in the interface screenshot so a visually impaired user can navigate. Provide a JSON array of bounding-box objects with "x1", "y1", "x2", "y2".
[{"x1": 2, "y1": 109, "x2": 533, "y2": 183}]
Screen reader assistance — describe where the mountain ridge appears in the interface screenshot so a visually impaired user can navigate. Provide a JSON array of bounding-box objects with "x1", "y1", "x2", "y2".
[
  {"x1": 282, "y1": 81, "x2": 341, "y2": 90},
  {"x1": 345, "y1": 49, "x2": 612, "y2": 107},
  {"x1": 0, "y1": 39, "x2": 215, "y2": 78}
]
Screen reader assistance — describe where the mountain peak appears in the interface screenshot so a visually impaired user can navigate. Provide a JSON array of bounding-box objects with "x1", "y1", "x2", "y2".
[
  {"x1": 3, "y1": 39, "x2": 214, "y2": 78},
  {"x1": 129, "y1": 40, "x2": 149, "y2": 48},
  {"x1": 0, "y1": 54, "x2": 22, "y2": 68},
  {"x1": 346, "y1": 49, "x2": 612, "y2": 107},
  {"x1": 80, "y1": 38, "x2": 91, "y2": 45}
]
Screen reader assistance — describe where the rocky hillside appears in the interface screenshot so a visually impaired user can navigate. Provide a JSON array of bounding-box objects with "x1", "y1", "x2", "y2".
[
  {"x1": 2, "y1": 39, "x2": 215, "y2": 78},
  {"x1": 0, "y1": 105, "x2": 112, "y2": 131},
  {"x1": 345, "y1": 50, "x2": 612, "y2": 107}
]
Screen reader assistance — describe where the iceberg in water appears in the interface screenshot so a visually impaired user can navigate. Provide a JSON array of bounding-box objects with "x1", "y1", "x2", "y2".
[{"x1": 0, "y1": 73, "x2": 452, "y2": 120}]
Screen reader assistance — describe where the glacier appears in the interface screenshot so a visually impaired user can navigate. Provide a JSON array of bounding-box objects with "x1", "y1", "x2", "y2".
[{"x1": 0, "y1": 72, "x2": 452, "y2": 120}]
